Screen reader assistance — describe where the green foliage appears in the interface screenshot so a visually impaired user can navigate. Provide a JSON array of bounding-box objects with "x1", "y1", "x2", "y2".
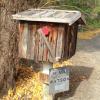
[
  {"x1": 38, "y1": 0, "x2": 100, "y2": 30},
  {"x1": 93, "y1": 6, "x2": 100, "y2": 16},
  {"x1": 55, "y1": 0, "x2": 100, "y2": 30}
]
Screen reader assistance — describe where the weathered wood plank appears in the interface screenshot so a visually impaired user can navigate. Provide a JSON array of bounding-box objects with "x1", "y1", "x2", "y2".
[
  {"x1": 68, "y1": 23, "x2": 78, "y2": 58},
  {"x1": 32, "y1": 10, "x2": 47, "y2": 16},
  {"x1": 50, "y1": 27, "x2": 55, "y2": 61},
  {"x1": 26, "y1": 24, "x2": 31, "y2": 59},
  {"x1": 13, "y1": 9, "x2": 82, "y2": 26},
  {"x1": 52, "y1": 26, "x2": 58, "y2": 57},
  {"x1": 37, "y1": 28, "x2": 56, "y2": 62},
  {"x1": 68, "y1": 26, "x2": 72, "y2": 57},
  {"x1": 63, "y1": 24, "x2": 70, "y2": 59},
  {"x1": 56, "y1": 25, "x2": 64, "y2": 60},
  {"x1": 21, "y1": 23, "x2": 28, "y2": 58},
  {"x1": 48, "y1": 30, "x2": 52, "y2": 62},
  {"x1": 71, "y1": 23, "x2": 78, "y2": 56},
  {"x1": 46, "y1": 36, "x2": 49, "y2": 61},
  {"x1": 43, "y1": 41, "x2": 46, "y2": 61},
  {"x1": 30, "y1": 24, "x2": 36, "y2": 60},
  {"x1": 67, "y1": 26, "x2": 71, "y2": 59},
  {"x1": 34, "y1": 25, "x2": 39, "y2": 62},
  {"x1": 41, "y1": 35, "x2": 44, "y2": 61},
  {"x1": 18, "y1": 22, "x2": 24, "y2": 58},
  {"x1": 41, "y1": 11, "x2": 56, "y2": 17},
  {"x1": 68, "y1": 25, "x2": 74, "y2": 57},
  {"x1": 38, "y1": 34, "x2": 41, "y2": 61}
]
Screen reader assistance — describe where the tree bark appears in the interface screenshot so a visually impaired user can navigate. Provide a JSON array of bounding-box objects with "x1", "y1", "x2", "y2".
[{"x1": 0, "y1": 0, "x2": 39, "y2": 96}]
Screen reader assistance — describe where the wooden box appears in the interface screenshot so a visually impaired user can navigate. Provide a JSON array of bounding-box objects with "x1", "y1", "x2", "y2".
[{"x1": 12, "y1": 9, "x2": 85, "y2": 62}]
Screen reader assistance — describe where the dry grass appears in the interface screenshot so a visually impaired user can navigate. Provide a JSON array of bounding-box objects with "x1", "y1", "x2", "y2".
[
  {"x1": 2, "y1": 60, "x2": 72, "y2": 100},
  {"x1": 78, "y1": 29, "x2": 100, "y2": 40}
]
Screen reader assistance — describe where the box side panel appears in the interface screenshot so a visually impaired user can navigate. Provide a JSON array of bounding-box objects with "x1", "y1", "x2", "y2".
[
  {"x1": 63, "y1": 22, "x2": 78, "y2": 59},
  {"x1": 69, "y1": 22, "x2": 78, "y2": 57}
]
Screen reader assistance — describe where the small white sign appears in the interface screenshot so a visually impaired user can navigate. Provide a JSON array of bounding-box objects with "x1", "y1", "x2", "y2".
[{"x1": 49, "y1": 67, "x2": 69, "y2": 94}]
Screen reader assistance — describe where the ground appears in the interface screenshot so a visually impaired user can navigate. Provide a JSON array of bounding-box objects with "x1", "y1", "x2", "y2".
[{"x1": 59, "y1": 29, "x2": 100, "y2": 100}]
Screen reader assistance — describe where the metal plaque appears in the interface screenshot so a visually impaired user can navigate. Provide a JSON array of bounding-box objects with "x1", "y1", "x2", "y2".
[{"x1": 49, "y1": 67, "x2": 69, "y2": 94}]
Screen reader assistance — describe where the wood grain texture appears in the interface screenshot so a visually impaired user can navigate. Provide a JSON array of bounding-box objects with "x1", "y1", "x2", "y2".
[
  {"x1": 37, "y1": 28, "x2": 55, "y2": 62},
  {"x1": 63, "y1": 24, "x2": 69, "y2": 59},
  {"x1": 12, "y1": 9, "x2": 82, "y2": 25},
  {"x1": 27, "y1": 24, "x2": 31, "y2": 59},
  {"x1": 19, "y1": 23, "x2": 24, "y2": 58},
  {"x1": 18, "y1": 22, "x2": 79, "y2": 62},
  {"x1": 19, "y1": 23, "x2": 28, "y2": 58},
  {"x1": 30, "y1": 24, "x2": 36, "y2": 60},
  {"x1": 56, "y1": 25, "x2": 64, "y2": 60}
]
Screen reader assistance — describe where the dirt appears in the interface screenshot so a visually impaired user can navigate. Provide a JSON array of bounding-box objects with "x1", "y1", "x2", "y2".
[{"x1": 59, "y1": 29, "x2": 100, "y2": 100}]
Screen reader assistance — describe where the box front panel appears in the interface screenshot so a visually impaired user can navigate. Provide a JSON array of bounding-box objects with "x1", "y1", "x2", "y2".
[
  {"x1": 18, "y1": 22, "x2": 65, "y2": 62},
  {"x1": 18, "y1": 22, "x2": 78, "y2": 62}
]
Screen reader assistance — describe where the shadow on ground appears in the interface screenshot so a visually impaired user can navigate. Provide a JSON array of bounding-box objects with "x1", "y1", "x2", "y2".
[{"x1": 54, "y1": 65, "x2": 93, "y2": 100}]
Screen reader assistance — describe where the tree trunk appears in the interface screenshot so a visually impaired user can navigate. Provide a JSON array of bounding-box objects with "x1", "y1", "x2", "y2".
[{"x1": 0, "y1": 0, "x2": 39, "y2": 96}]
